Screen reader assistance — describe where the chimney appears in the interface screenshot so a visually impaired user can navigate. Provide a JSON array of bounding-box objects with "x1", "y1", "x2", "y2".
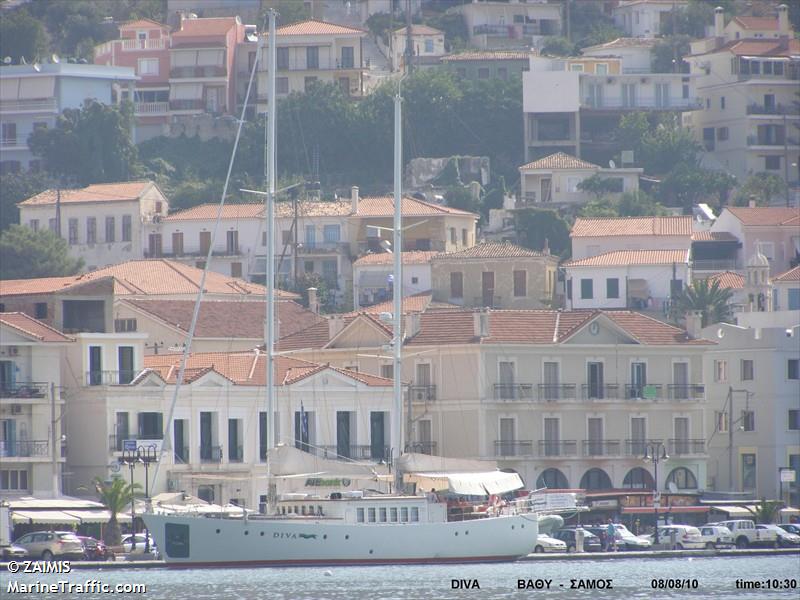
[
  {"x1": 307, "y1": 287, "x2": 319, "y2": 314},
  {"x1": 748, "y1": 197, "x2": 757, "y2": 208},
  {"x1": 351, "y1": 186, "x2": 359, "y2": 213},
  {"x1": 714, "y1": 6, "x2": 724, "y2": 41},
  {"x1": 404, "y1": 313, "x2": 421, "y2": 339},
  {"x1": 542, "y1": 237, "x2": 550, "y2": 255},
  {"x1": 685, "y1": 310, "x2": 704, "y2": 339},
  {"x1": 328, "y1": 314, "x2": 346, "y2": 339},
  {"x1": 473, "y1": 308, "x2": 490, "y2": 338},
  {"x1": 778, "y1": 4, "x2": 789, "y2": 34}
]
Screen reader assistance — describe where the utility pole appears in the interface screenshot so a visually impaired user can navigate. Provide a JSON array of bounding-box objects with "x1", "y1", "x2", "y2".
[
  {"x1": 50, "y1": 383, "x2": 59, "y2": 497},
  {"x1": 783, "y1": 113, "x2": 790, "y2": 206},
  {"x1": 565, "y1": 0, "x2": 571, "y2": 43},
  {"x1": 405, "y1": 0, "x2": 413, "y2": 75}
]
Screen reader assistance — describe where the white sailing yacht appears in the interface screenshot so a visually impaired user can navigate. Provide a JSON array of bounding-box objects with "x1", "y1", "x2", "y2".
[{"x1": 142, "y1": 11, "x2": 538, "y2": 567}]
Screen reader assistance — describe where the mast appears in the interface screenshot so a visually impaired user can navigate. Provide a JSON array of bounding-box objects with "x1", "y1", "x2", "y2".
[{"x1": 392, "y1": 84, "x2": 403, "y2": 493}]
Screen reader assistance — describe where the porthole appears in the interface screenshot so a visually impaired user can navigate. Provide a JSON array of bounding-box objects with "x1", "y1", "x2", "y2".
[
  {"x1": 323, "y1": 535, "x2": 327, "y2": 540},
  {"x1": 511, "y1": 525, "x2": 515, "y2": 530},
  {"x1": 454, "y1": 532, "x2": 458, "y2": 536},
  {"x1": 345, "y1": 535, "x2": 349, "y2": 540},
  {"x1": 215, "y1": 529, "x2": 220, "y2": 534},
  {"x1": 465, "y1": 531, "x2": 469, "y2": 535},
  {"x1": 369, "y1": 549, "x2": 373, "y2": 554},
  {"x1": 244, "y1": 531, "x2": 249, "y2": 535},
  {"x1": 260, "y1": 532, "x2": 265, "y2": 537}
]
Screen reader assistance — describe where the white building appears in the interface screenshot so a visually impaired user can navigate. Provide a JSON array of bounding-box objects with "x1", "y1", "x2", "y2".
[
  {"x1": 352, "y1": 251, "x2": 437, "y2": 310},
  {"x1": 612, "y1": 0, "x2": 688, "y2": 39},
  {"x1": 390, "y1": 25, "x2": 446, "y2": 72},
  {"x1": 773, "y1": 265, "x2": 800, "y2": 311},
  {"x1": 0, "y1": 313, "x2": 72, "y2": 499},
  {"x1": 453, "y1": 0, "x2": 562, "y2": 50},
  {"x1": 564, "y1": 249, "x2": 690, "y2": 311},
  {"x1": 570, "y1": 215, "x2": 694, "y2": 260},
  {"x1": 17, "y1": 181, "x2": 169, "y2": 271}
]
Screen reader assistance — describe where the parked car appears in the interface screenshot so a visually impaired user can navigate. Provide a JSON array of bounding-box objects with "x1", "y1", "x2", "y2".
[
  {"x1": 778, "y1": 523, "x2": 800, "y2": 536},
  {"x1": 534, "y1": 534, "x2": 567, "y2": 553},
  {"x1": 553, "y1": 528, "x2": 602, "y2": 552},
  {"x1": 77, "y1": 536, "x2": 114, "y2": 561},
  {"x1": 13, "y1": 531, "x2": 84, "y2": 560},
  {"x1": 711, "y1": 520, "x2": 778, "y2": 548},
  {"x1": 757, "y1": 524, "x2": 800, "y2": 548},
  {"x1": 645, "y1": 525, "x2": 704, "y2": 549},
  {"x1": 698, "y1": 525, "x2": 734, "y2": 549},
  {"x1": 121, "y1": 533, "x2": 157, "y2": 556},
  {"x1": 1, "y1": 544, "x2": 28, "y2": 560},
  {"x1": 584, "y1": 525, "x2": 652, "y2": 551}
]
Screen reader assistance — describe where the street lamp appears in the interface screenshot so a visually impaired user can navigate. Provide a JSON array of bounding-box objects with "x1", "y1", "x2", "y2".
[
  {"x1": 138, "y1": 445, "x2": 158, "y2": 554},
  {"x1": 120, "y1": 448, "x2": 139, "y2": 551},
  {"x1": 643, "y1": 441, "x2": 668, "y2": 545}
]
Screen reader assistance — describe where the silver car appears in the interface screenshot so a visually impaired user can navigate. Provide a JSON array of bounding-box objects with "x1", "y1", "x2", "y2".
[{"x1": 13, "y1": 531, "x2": 84, "y2": 560}]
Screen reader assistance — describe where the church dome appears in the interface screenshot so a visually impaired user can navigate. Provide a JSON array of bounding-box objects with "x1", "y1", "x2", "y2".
[{"x1": 747, "y1": 249, "x2": 769, "y2": 268}]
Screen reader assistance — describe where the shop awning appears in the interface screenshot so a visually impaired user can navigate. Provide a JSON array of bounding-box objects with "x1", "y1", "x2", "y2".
[
  {"x1": 406, "y1": 471, "x2": 524, "y2": 496},
  {"x1": 710, "y1": 505, "x2": 757, "y2": 517},
  {"x1": 11, "y1": 510, "x2": 81, "y2": 525},
  {"x1": 63, "y1": 509, "x2": 127, "y2": 524},
  {"x1": 622, "y1": 506, "x2": 709, "y2": 514}
]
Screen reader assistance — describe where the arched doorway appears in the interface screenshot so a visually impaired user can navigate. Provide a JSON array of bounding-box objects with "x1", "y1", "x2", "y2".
[
  {"x1": 580, "y1": 468, "x2": 612, "y2": 490},
  {"x1": 536, "y1": 468, "x2": 569, "y2": 489}
]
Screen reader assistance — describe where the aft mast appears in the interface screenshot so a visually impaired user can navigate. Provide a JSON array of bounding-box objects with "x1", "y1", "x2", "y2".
[{"x1": 391, "y1": 83, "x2": 403, "y2": 494}]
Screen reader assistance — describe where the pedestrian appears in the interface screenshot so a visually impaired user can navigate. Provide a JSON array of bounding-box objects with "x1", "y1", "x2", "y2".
[{"x1": 606, "y1": 519, "x2": 617, "y2": 552}]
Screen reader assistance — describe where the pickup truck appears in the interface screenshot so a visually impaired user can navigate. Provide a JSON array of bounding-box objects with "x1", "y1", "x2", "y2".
[{"x1": 712, "y1": 520, "x2": 778, "y2": 549}]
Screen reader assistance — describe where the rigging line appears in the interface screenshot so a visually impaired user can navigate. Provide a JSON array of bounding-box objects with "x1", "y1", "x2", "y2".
[{"x1": 151, "y1": 28, "x2": 265, "y2": 489}]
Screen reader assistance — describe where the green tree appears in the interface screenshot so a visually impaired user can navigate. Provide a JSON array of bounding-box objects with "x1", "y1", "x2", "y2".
[
  {"x1": 657, "y1": 165, "x2": 717, "y2": 211},
  {"x1": 660, "y1": 1, "x2": 715, "y2": 39},
  {"x1": 28, "y1": 100, "x2": 137, "y2": 185},
  {"x1": 0, "y1": 8, "x2": 49, "y2": 63},
  {"x1": 651, "y1": 35, "x2": 691, "y2": 73},
  {"x1": 733, "y1": 173, "x2": 788, "y2": 206},
  {"x1": 580, "y1": 191, "x2": 667, "y2": 218},
  {"x1": 745, "y1": 499, "x2": 782, "y2": 525},
  {"x1": 94, "y1": 476, "x2": 141, "y2": 547},
  {"x1": 676, "y1": 279, "x2": 734, "y2": 327},
  {"x1": 540, "y1": 36, "x2": 576, "y2": 57},
  {"x1": 568, "y1": 1, "x2": 623, "y2": 48},
  {"x1": 514, "y1": 209, "x2": 571, "y2": 258},
  {"x1": 445, "y1": 185, "x2": 479, "y2": 214},
  {"x1": 639, "y1": 119, "x2": 702, "y2": 175},
  {"x1": 0, "y1": 225, "x2": 84, "y2": 280},
  {"x1": 0, "y1": 171, "x2": 56, "y2": 231},
  {"x1": 577, "y1": 174, "x2": 621, "y2": 200}
]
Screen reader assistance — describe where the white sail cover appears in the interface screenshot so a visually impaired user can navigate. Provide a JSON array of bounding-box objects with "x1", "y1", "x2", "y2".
[
  {"x1": 406, "y1": 471, "x2": 525, "y2": 496},
  {"x1": 270, "y1": 444, "x2": 392, "y2": 480}
]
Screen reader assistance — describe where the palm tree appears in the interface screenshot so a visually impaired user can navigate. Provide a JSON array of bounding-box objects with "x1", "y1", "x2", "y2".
[
  {"x1": 95, "y1": 476, "x2": 141, "y2": 546},
  {"x1": 745, "y1": 498, "x2": 782, "y2": 525},
  {"x1": 675, "y1": 278, "x2": 734, "y2": 327}
]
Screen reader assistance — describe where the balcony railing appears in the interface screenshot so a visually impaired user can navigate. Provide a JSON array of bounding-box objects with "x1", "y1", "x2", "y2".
[
  {"x1": 169, "y1": 99, "x2": 205, "y2": 111},
  {"x1": 581, "y1": 383, "x2": 620, "y2": 400},
  {"x1": 121, "y1": 38, "x2": 167, "y2": 51},
  {"x1": 747, "y1": 135, "x2": 798, "y2": 146},
  {"x1": 493, "y1": 383, "x2": 534, "y2": 400},
  {"x1": 668, "y1": 438, "x2": 705, "y2": 456},
  {"x1": 0, "y1": 98, "x2": 58, "y2": 112},
  {"x1": 297, "y1": 241, "x2": 348, "y2": 254},
  {"x1": 200, "y1": 444, "x2": 222, "y2": 463},
  {"x1": 494, "y1": 440, "x2": 534, "y2": 457},
  {"x1": 0, "y1": 439, "x2": 49, "y2": 457},
  {"x1": 538, "y1": 440, "x2": 578, "y2": 457},
  {"x1": 667, "y1": 384, "x2": 705, "y2": 401},
  {"x1": 0, "y1": 139, "x2": 20, "y2": 148},
  {"x1": 314, "y1": 445, "x2": 390, "y2": 461},
  {"x1": 582, "y1": 439, "x2": 622, "y2": 457},
  {"x1": 473, "y1": 24, "x2": 547, "y2": 36},
  {"x1": 170, "y1": 65, "x2": 226, "y2": 78},
  {"x1": 134, "y1": 101, "x2": 169, "y2": 115},
  {"x1": 473, "y1": 295, "x2": 503, "y2": 308},
  {"x1": 109, "y1": 433, "x2": 126, "y2": 452},
  {"x1": 86, "y1": 370, "x2": 137, "y2": 386},
  {"x1": 625, "y1": 438, "x2": 663, "y2": 457},
  {"x1": 625, "y1": 384, "x2": 662, "y2": 400},
  {"x1": 405, "y1": 441, "x2": 437, "y2": 455},
  {"x1": 747, "y1": 103, "x2": 796, "y2": 115},
  {"x1": 409, "y1": 384, "x2": 436, "y2": 402},
  {"x1": 1, "y1": 382, "x2": 48, "y2": 398},
  {"x1": 537, "y1": 384, "x2": 577, "y2": 402},
  {"x1": 582, "y1": 97, "x2": 703, "y2": 111}
]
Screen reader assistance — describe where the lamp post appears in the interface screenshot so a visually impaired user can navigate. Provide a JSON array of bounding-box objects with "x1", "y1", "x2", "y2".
[
  {"x1": 120, "y1": 448, "x2": 138, "y2": 551},
  {"x1": 643, "y1": 441, "x2": 668, "y2": 545},
  {"x1": 139, "y1": 445, "x2": 158, "y2": 554}
]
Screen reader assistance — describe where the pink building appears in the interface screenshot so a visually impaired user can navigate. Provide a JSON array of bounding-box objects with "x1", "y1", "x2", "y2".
[{"x1": 94, "y1": 19, "x2": 171, "y2": 142}]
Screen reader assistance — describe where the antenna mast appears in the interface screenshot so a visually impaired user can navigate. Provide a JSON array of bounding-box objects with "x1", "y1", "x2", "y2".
[{"x1": 392, "y1": 82, "x2": 403, "y2": 493}]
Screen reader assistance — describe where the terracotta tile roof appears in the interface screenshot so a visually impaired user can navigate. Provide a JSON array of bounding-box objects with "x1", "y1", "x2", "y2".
[
  {"x1": 357, "y1": 195, "x2": 477, "y2": 218},
  {"x1": 0, "y1": 276, "x2": 81, "y2": 297},
  {"x1": 695, "y1": 38, "x2": 800, "y2": 58},
  {"x1": 353, "y1": 251, "x2": 440, "y2": 267},
  {"x1": 582, "y1": 37, "x2": 658, "y2": 51},
  {"x1": 434, "y1": 242, "x2": 548, "y2": 260},
  {"x1": 163, "y1": 203, "x2": 264, "y2": 221},
  {"x1": 520, "y1": 152, "x2": 599, "y2": 171},
  {"x1": 571, "y1": 216, "x2": 693, "y2": 238},
  {"x1": 120, "y1": 18, "x2": 168, "y2": 30},
  {"x1": 275, "y1": 320, "x2": 332, "y2": 351},
  {"x1": 0, "y1": 312, "x2": 73, "y2": 343},
  {"x1": 122, "y1": 299, "x2": 323, "y2": 340},
  {"x1": 564, "y1": 249, "x2": 689, "y2": 267},
  {"x1": 724, "y1": 207, "x2": 800, "y2": 227},
  {"x1": 283, "y1": 200, "x2": 353, "y2": 218},
  {"x1": 348, "y1": 292, "x2": 458, "y2": 316},
  {"x1": 707, "y1": 271, "x2": 745, "y2": 289},
  {"x1": 276, "y1": 20, "x2": 365, "y2": 36},
  {"x1": 19, "y1": 181, "x2": 154, "y2": 206},
  {"x1": 732, "y1": 16, "x2": 778, "y2": 30},
  {"x1": 441, "y1": 50, "x2": 531, "y2": 62},
  {"x1": 142, "y1": 350, "x2": 389, "y2": 387},
  {"x1": 774, "y1": 266, "x2": 800, "y2": 282},
  {"x1": 691, "y1": 231, "x2": 739, "y2": 242},
  {"x1": 172, "y1": 17, "x2": 239, "y2": 38},
  {"x1": 394, "y1": 25, "x2": 443, "y2": 36}
]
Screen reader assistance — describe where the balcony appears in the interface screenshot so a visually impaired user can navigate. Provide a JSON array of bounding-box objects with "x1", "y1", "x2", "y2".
[
  {"x1": 169, "y1": 99, "x2": 204, "y2": 111},
  {"x1": 85, "y1": 370, "x2": 137, "y2": 386},
  {"x1": 581, "y1": 97, "x2": 703, "y2": 111},
  {"x1": 582, "y1": 439, "x2": 622, "y2": 457},
  {"x1": 668, "y1": 438, "x2": 705, "y2": 456},
  {"x1": 747, "y1": 103, "x2": 797, "y2": 116},
  {"x1": 538, "y1": 440, "x2": 578, "y2": 457},
  {"x1": 405, "y1": 441, "x2": 437, "y2": 455},
  {"x1": 109, "y1": 433, "x2": 126, "y2": 452},
  {"x1": 297, "y1": 242, "x2": 348, "y2": 255},
  {"x1": 200, "y1": 445, "x2": 222, "y2": 463},
  {"x1": 0, "y1": 98, "x2": 58, "y2": 112},
  {"x1": 747, "y1": 135, "x2": 798, "y2": 147},
  {"x1": 493, "y1": 383, "x2": 534, "y2": 401},
  {"x1": 494, "y1": 440, "x2": 534, "y2": 457},
  {"x1": 691, "y1": 259, "x2": 740, "y2": 272},
  {"x1": 667, "y1": 384, "x2": 704, "y2": 401},
  {"x1": 121, "y1": 38, "x2": 167, "y2": 51},
  {"x1": 134, "y1": 101, "x2": 169, "y2": 115},
  {"x1": 473, "y1": 24, "x2": 549, "y2": 37},
  {"x1": 624, "y1": 384, "x2": 662, "y2": 400},
  {"x1": 0, "y1": 439, "x2": 49, "y2": 458},
  {"x1": 314, "y1": 445, "x2": 389, "y2": 461},
  {"x1": 170, "y1": 65, "x2": 226, "y2": 78},
  {"x1": 537, "y1": 384, "x2": 577, "y2": 402},
  {"x1": 1, "y1": 382, "x2": 48, "y2": 399},
  {"x1": 581, "y1": 383, "x2": 620, "y2": 401},
  {"x1": 625, "y1": 438, "x2": 663, "y2": 457},
  {"x1": 409, "y1": 384, "x2": 436, "y2": 402}
]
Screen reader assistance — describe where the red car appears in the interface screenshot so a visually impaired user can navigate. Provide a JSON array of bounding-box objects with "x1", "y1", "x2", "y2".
[{"x1": 77, "y1": 536, "x2": 114, "y2": 561}]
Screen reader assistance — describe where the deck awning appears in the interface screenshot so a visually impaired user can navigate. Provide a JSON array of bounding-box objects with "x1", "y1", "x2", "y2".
[
  {"x1": 11, "y1": 510, "x2": 81, "y2": 525},
  {"x1": 406, "y1": 471, "x2": 524, "y2": 496}
]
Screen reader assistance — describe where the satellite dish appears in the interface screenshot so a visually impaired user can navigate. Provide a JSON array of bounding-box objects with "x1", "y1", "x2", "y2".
[
  {"x1": 608, "y1": 159, "x2": 616, "y2": 169},
  {"x1": 33, "y1": 63, "x2": 41, "y2": 72},
  {"x1": 3, "y1": 57, "x2": 11, "y2": 65},
  {"x1": 52, "y1": 54, "x2": 60, "y2": 64},
  {"x1": 20, "y1": 56, "x2": 27, "y2": 64}
]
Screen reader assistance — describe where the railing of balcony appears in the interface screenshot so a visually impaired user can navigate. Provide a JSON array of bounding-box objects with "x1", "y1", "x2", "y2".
[
  {"x1": 1, "y1": 382, "x2": 48, "y2": 398},
  {"x1": 582, "y1": 97, "x2": 703, "y2": 110},
  {"x1": 582, "y1": 439, "x2": 622, "y2": 457},
  {"x1": 538, "y1": 440, "x2": 578, "y2": 457},
  {"x1": 297, "y1": 242, "x2": 349, "y2": 254},
  {"x1": 747, "y1": 135, "x2": 798, "y2": 146},
  {"x1": 537, "y1": 384, "x2": 577, "y2": 402},
  {"x1": 169, "y1": 99, "x2": 205, "y2": 110},
  {"x1": 409, "y1": 384, "x2": 436, "y2": 402},
  {"x1": 624, "y1": 384, "x2": 663, "y2": 400},
  {"x1": 405, "y1": 441, "x2": 437, "y2": 455},
  {"x1": 134, "y1": 101, "x2": 169, "y2": 115},
  {"x1": 0, "y1": 139, "x2": 20, "y2": 148},
  {"x1": 109, "y1": 433, "x2": 126, "y2": 452},
  {"x1": 0, "y1": 440, "x2": 49, "y2": 457},
  {"x1": 494, "y1": 440, "x2": 534, "y2": 457},
  {"x1": 493, "y1": 383, "x2": 534, "y2": 400},
  {"x1": 200, "y1": 444, "x2": 222, "y2": 463},
  {"x1": 581, "y1": 383, "x2": 620, "y2": 400},
  {"x1": 747, "y1": 103, "x2": 796, "y2": 115},
  {"x1": 668, "y1": 438, "x2": 705, "y2": 456},
  {"x1": 170, "y1": 66, "x2": 226, "y2": 78},
  {"x1": 85, "y1": 370, "x2": 137, "y2": 386},
  {"x1": 0, "y1": 99, "x2": 58, "y2": 112},
  {"x1": 625, "y1": 438, "x2": 663, "y2": 457},
  {"x1": 121, "y1": 38, "x2": 167, "y2": 51},
  {"x1": 667, "y1": 384, "x2": 705, "y2": 401},
  {"x1": 314, "y1": 445, "x2": 390, "y2": 461}
]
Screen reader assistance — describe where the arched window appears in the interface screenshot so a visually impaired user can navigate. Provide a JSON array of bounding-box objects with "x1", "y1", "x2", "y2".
[
  {"x1": 665, "y1": 467, "x2": 697, "y2": 490},
  {"x1": 536, "y1": 468, "x2": 569, "y2": 489},
  {"x1": 623, "y1": 467, "x2": 655, "y2": 489},
  {"x1": 580, "y1": 468, "x2": 612, "y2": 490}
]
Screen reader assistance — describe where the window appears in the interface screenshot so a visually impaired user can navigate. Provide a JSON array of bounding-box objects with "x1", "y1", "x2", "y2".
[
  {"x1": 172, "y1": 232, "x2": 184, "y2": 256},
  {"x1": 789, "y1": 289, "x2": 800, "y2": 310},
  {"x1": 356, "y1": 508, "x2": 365, "y2": 522},
  {"x1": 231, "y1": 262, "x2": 242, "y2": 278},
  {"x1": 567, "y1": 279, "x2": 572, "y2": 300},
  {"x1": 714, "y1": 359, "x2": 727, "y2": 382},
  {"x1": 0, "y1": 469, "x2": 29, "y2": 491},
  {"x1": 513, "y1": 270, "x2": 526, "y2": 297},
  {"x1": 720, "y1": 96, "x2": 725, "y2": 109},
  {"x1": 226, "y1": 230, "x2": 239, "y2": 254},
  {"x1": 322, "y1": 260, "x2": 337, "y2": 285},
  {"x1": 114, "y1": 318, "x2": 137, "y2": 333},
  {"x1": 497, "y1": 67, "x2": 508, "y2": 80},
  {"x1": 740, "y1": 359, "x2": 754, "y2": 381},
  {"x1": 450, "y1": 227, "x2": 456, "y2": 244},
  {"x1": 717, "y1": 127, "x2": 729, "y2": 141},
  {"x1": 137, "y1": 412, "x2": 163, "y2": 439},
  {"x1": 788, "y1": 359, "x2": 799, "y2": 380},
  {"x1": 276, "y1": 77, "x2": 289, "y2": 94},
  {"x1": 765, "y1": 155, "x2": 781, "y2": 170},
  {"x1": 29, "y1": 219, "x2": 39, "y2": 231},
  {"x1": 411, "y1": 507, "x2": 419, "y2": 522},
  {"x1": 306, "y1": 46, "x2": 319, "y2": 69},
  {"x1": 715, "y1": 411, "x2": 729, "y2": 433},
  {"x1": 477, "y1": 67, "x2": 490, "y2": 79},
  {"x1": 702, "y1": 127, "x2": 715, "y2": 151},
  {"x1": 580, "y1": 278, "x2": 593, "y2": 300},
  {"x1": 121, "y1": 215, "x2": 132, "y2": 242},
  {"x1": 341, "y1": 46, "x2": 354, "y2": 68},
  {"x1": 277, "y1": 47, "x2": 289, "y2": 69},
  {"x1": 450, "y1": 272, "x2": 463, "y2": 299},
  {"x1": 137, "y1": 58, "x2": 159, "y2": 76},
  {"x1": 381, "y1": 364, "x2": 393, "y2": 379},
  {"x1": 462, "y1": 228, "x2": 468, "y2": 246},
  {"x1": 401, "y1": 507, "x2": 408, "y2": 522},
  {"x1": 34, "y1": 302, "x2": 47, "y2": 319},
  {"x1": 790, "y1": 410, "x2": 800, "y2": 430},
  {"x1": 1, "y1": 122, "x2": 16, "y2": 144},
  {"x1": 569, "y1": 63, "x2": 584, "y2": 72},
  {"x1": 304, "y1": 260, "x2": 314, "y2": 273},
  {"x1": 411, "y1": 276, "x2": 418, "y2": 284},
  {"x1": 105, "y1": 216, "x2": 115, "y2": 242},
  {"x1": 424, "y1": 39, "x2": 434, "y2": 53},
  {"x1": 86, "y1": 217, "x2": 96, "y2": 244},
  {"x1": 741, "y1": 454, "x2": 756, "y2": 490},
  {"x1": 368, "y1": 507, "x2": 376, "y2": 522},
  {"x1": 323, "y1": 224, "x2": 340, "y2": 243},
  {"x1": 606, "y1": 278, "x2": 619, "y2": 299},
  {"x1": 48, "y1": 218, "x2": 56, "y2": 232},
  {"x1": 68, "y1": 218, "x2": 78, "y2": 245},
  {"x1": 741, "y1": 410, "x2": 755, "y2": 432},
  {"x1": 379, "y1": 507, "x2": 387, "y2": 522}
]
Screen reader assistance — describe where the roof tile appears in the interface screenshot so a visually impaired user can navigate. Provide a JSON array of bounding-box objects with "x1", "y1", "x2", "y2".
[
  {"x1": 433, "y1": 242, "x2": 548, "y2": 260},
  {"x1": 724, "y1": 207, "x2": 800, "y2": 227},
  {"x1": 520, "y1": 152, "x2": 599, "y2": 171},
  {"x1": 0, "y1": 312, "x2": 73, "y2": 343},
  {"x1": 276, "y1": 20, "x2": 365, "y2": 36},
  {"x1": 564, "y1": 249, "x2": 689, "y2": 267},
  {"x1": 571, "y1": 216, "x2": 693, "y2": 238},
  {"x1": 707, "y1": 271, "x2": 745, "y2": 289},
  {"x1": 19, "y1": 181, "x2": 153, "y2": 206},
  {"x1": 774, "y1": 266, "x2": 800, "y2": 282},
  {"x1": 732, "y1": 16, "x2": 778, "y2": 30},
  {"x1": 172, "y1": 17, "x2": 239, "y2": 38}
]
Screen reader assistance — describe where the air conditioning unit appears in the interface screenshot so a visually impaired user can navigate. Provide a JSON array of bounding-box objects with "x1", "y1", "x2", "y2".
[
  {"x1": 8, "y1": 347, "x2": 18, "y2": 356},
  {"x1": 11, "y1": 404, "x2": 22, "y2": 414}
]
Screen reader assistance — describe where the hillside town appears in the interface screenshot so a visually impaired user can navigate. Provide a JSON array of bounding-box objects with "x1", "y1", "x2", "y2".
[{"x1": 0, "y1": 0, "x2": 799, "y2": 578}]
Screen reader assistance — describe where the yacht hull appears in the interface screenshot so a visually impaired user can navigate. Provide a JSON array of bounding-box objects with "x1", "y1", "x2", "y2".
[{"x1": 142, "y1": 513, "x2": 538, "y2": 567}]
